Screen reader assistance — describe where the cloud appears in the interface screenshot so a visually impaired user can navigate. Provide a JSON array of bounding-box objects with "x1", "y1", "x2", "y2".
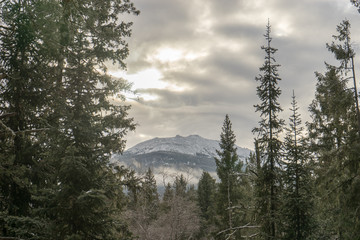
[{"x1": 117, "y1": 0, "x2": 360, "y2": 150}]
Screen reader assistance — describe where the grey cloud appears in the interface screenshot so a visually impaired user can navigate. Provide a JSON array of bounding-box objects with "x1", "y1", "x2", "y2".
[
  {"x1": 214, "y1": 22, "x2": 265, "y2": 40},
  {"x1": 121, "y1": 0, "x2": 360, "y2": 150}
]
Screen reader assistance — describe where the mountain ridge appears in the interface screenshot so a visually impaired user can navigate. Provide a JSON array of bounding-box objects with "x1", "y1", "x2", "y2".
[
  {"x1": 124, "y1": 134, "x2": 251, "y2": 158},
  {"x1": 111, "y1": 135, "x2": 252, "y2": 187}
]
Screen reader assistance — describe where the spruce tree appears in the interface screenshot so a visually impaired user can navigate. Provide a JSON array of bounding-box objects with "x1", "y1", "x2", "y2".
[
  {"x1": 198, "y1": 171, "x2": 216, "y2": 222},
  {"x1": 326, "y1": 19, "x2": 360, "y2": 135},
  {"x1": 197, "y1": 171, "x2": 217, "y2": 238},
  {"x1": 141, "y1": 168, "x2": 160, "y2": 220},
  {"x1": 215, "y1": 114, "x2": 245, "y2": 239},
  {"x1": 308, "y1": 20, "x2": 360, "y2": 239},
  {"x1": 0, "y1": 1, "x2": 57, "y2": 238},
  {"x1": 252, "y1": 21, "x2": 284, "y2": 240},
  {"x1": 1, "y1": 0, "x2": 139, "y2": 239},
  {"x1": 45, "y1": 1, "x2": 138, "y2": 238},
  {"x1": 282, "y1": 91, "x2": 314, "y2": 240}
]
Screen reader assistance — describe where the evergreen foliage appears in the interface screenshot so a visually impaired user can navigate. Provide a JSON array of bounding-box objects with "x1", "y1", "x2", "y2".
[
  {"x1": 0, "y1": 0, "x2": 139, "y2": 239},
  {"x1": 282, "y1": 91, "x2": 315, "y2": 240},
  {"x1": 2, "y1": 2, "x2": 360, "y2": 239},
  {"x1": 215, "y1": 114, "x2": 247, "y2": 239},
  {"x1": 308, "y1": 20, "x2": 360, "y2": 239},
  {"x1": 252, "y1": 21, "x2": 284, "y2": 240},
  {"x1": 197, "y1": 171, "x2": 217, "y2": 238}
]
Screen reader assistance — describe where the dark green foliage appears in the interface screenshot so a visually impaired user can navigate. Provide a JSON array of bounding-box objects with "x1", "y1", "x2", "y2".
[
  {"x1": 0, "y1": 1, "x2": 55, "y2": 238},
  {"x1": 326, "y1": 20, "x2": 360, "y2": 135},
  {"x1": 198, "y1": 171, "x2": 216, "y2": 221},
  {"x1": 43, "y1": 0, "x2": 138, "y2": 237},
  {"x1": 282, "y1": 92, "x2": 315, "y2": 240},
  {"x1": 308, "y1": 65, "x2": 355, "y2": 240},
  {"x1": 174, "y1": 174, "x2": 187, "y2": 198},
  {"x1": 215, "y1": 114, "x2": 247, "y2": 239},
  {"x1": 197, "y1": 171, "x2": 217, "y2": 238},
  {"x1": 163, "y1": 182, "x2": 174, "y2": 204},
  {"x1": 141, "y1": 168, "x2": 160, "y2": 219},
  {"x1": 308, "y1": 20, "x2": 360, "y2": 239},
  {"x1": 0, "y1": 0, "x2": 138, "y2": 239},
  {"x1": 252, "y1": 21, "x2": 284, "y2": 240}
]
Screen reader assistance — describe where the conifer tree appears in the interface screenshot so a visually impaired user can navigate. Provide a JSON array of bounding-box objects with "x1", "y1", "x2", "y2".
[
  {"x1": 308, "y1": 20, "x2": 360, "y2": 239},
  {"x1": 252, "y1": 21, "x2": 284, "y2": 240},
  {"x1": 215, "y1": 114, "x2": 245, "y2": 239},
  {"x1": 126, "y1": 168, "x2": 159, "y2": 239},
  {"x1": 326, "y1": 20, "x2": 360, "y2": 135},
  {"x1": 0, "y1": 1, "x2": 58, "y2": 237},
  {"x1": 198, "y1": 171, "x2": 216, "y2": 222},
  {"x1": 141, "y1": 168, "x2": 160, "y2": 220},
  {"x1": 197, "y1": 171, "x2": 217, "y2": 238},
  {"x1": 1, "y1": 0, "x2": 139, "y2": 238},
  {"x1": 282, "y1": 91, "x2": 314, "y2": 240},
  {"x1": 45, "y1": 1, "x2": 139, "y2": 238}
]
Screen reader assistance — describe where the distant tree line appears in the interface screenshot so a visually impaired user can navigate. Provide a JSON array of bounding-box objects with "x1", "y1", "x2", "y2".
[{"x1": 1, "y1": 0, "x2": 360, "y2": 239}]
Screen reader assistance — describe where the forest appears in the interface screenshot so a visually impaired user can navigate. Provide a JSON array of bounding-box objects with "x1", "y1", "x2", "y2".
[{"x1": 1, "y1": 0, "x2": 360, "y2": 239}]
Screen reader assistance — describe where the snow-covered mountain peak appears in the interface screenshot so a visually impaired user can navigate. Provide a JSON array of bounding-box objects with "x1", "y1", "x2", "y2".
[{"x1": 125, "y1": 135, "x2": 251, "y2": 158}]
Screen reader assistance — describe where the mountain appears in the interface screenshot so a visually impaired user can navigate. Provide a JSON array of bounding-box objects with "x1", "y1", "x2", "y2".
[{"x1": 111, "y1": 135, "x2": 252, "y2": 188}]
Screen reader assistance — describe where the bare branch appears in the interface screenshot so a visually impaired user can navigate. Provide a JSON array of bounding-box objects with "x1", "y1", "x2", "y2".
[
  {"x1": 0, "y1": 237, "x2": 25, "y2": 240},
  {"x1": 16, "y1": 128, "x2": 51, "y2": 134},
  {"x1": 217, "y1": 222, "x2": 260, "y2": 237},
  {"x1": 0, "y1": 112, "x2": 16, "y2": 119},
  {"x1": 0, "y1": 119, "x2": 15, "y2": 138}
]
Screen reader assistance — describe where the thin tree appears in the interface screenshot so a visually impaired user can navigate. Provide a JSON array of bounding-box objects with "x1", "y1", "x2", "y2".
[
  {"x1": 252, "y1": 21, "x2": 284, "y2": 240},
  {"x1": 282, "y1": 91, "x2": 314, "y2": 240},
  {"x1": 215, "y1": 114, "x2": 245, "y2": 239}
]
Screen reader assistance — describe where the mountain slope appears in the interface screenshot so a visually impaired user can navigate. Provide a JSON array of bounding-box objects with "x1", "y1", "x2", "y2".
[
  {"x1": 125, "y1": 134, "x2": 250, "y2": 158},
  {"x1": 111, "y1": 135, "x2": 252, "y2": 186}
]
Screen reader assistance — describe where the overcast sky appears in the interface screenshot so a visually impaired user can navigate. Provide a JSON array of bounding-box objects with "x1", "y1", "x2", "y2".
[{"x1": 109, "y1": 0, "x2": 360, "y2": 150}]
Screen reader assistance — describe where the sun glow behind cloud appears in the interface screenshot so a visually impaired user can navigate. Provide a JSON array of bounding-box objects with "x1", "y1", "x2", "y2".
[
  {"x1": 149, "y1": 47, "x2": 208, "y2": 63},
  {"x1": 109, "y1": 67, "x2": 187, "y2": 102}
]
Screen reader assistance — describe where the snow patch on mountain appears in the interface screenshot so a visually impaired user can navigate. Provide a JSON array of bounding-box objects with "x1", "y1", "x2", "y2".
[{"x1": 125, "y1": 134, "x2": 251, "y2": 158}]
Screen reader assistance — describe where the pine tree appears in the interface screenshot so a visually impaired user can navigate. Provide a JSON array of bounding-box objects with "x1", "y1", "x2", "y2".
[
  {"x1": 252, "y1": 21, "x2": 284, "y2": 240},
  {"x1": 215, "y1": 114, "x2": 245, "y2": 239},
  {"x1": 282, "y1": 91, "x2": 315, "y2": 240}
]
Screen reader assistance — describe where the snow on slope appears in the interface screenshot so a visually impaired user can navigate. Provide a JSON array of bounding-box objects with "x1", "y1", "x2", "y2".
[{"x1": 125, "y1": 135, "x2": 251, "y2": 159}]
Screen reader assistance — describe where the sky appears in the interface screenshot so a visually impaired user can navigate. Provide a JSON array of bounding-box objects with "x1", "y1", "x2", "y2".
[{"x1": 109, "y1": 0, "x2": 360, "y2": 150}]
